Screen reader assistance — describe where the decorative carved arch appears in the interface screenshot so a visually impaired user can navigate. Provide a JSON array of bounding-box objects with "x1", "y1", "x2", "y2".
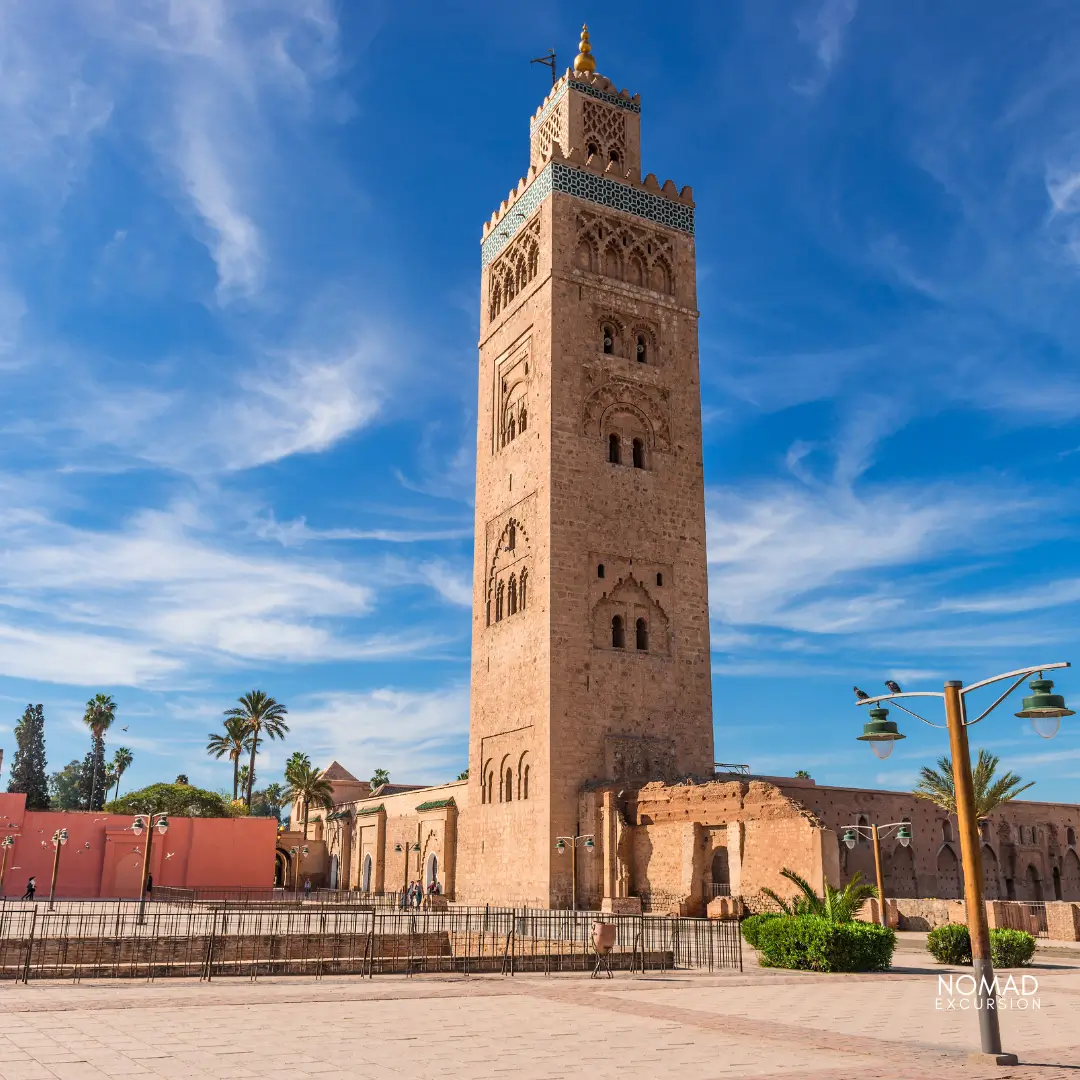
[
  {"x1": 591, "y1": 574, "x2": 670, "y2": 655},
  {"x1": 583, "y1": 379, "x2": 672, "y2": 452}
]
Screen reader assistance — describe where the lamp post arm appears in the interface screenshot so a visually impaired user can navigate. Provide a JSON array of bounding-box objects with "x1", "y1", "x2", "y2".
[
  {"x1": 883, "y1": 699, "x2": 946, "y2": 728},
  {"x1": 964, "y1": 672, "x2": 1031, "y2": 727},
  {"x1": 856, "y1": 691, "x2": 945, "y2": 708},
  {"x1": 961, "y1": 661, "x2": 1070, "y2": 697}
]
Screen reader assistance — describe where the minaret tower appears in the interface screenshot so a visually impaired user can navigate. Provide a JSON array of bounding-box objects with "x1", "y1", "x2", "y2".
[{"x1": 459, "y1": 28, "x2": 713, "y2": 907}]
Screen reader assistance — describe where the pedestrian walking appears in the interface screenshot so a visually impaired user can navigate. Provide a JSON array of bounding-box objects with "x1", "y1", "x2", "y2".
[
  {"x1": 304, "y1": 877, "x2": 312, "y2": 900},
  {"x1": 145, "y1": 873, "x2": 153, "y2": 898},
  {"x1": 413, "y1": 879, "x2": 422, "y2": 910},
  {"x1": 22, "y1": 876, "x2": 35, "y2": 901}
]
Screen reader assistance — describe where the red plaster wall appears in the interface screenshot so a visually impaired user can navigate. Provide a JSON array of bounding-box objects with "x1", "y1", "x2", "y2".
[{"x1": 0, "y1": 793, "x2": 276, "y2": 898}]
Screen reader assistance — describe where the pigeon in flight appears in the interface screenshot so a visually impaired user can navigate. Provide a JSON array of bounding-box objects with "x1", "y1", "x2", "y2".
[
  {"x1": 885, "y1": 680, "x2": 903, "y2": 694},
  {"x1": 122, "y1": 726, "x2": 128, "y2": 732},
  {"x1": 854, "y1": 686, "x2": 870, "y2": 700}
]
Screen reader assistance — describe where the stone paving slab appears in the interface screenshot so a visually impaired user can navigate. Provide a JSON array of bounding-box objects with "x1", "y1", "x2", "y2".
[{"x1": 1, "y1": 962, "x2": 1079, "y2": 1079}]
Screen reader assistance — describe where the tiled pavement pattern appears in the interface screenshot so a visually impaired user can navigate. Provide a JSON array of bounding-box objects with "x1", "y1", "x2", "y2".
[{"x1": 1, "y1": 958, "x2": 1078, "y2": 1080}]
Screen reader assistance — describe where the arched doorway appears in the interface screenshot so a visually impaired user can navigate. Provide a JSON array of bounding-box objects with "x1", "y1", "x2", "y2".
[
  {"x1": 884, "y1": 844, "x2": 917, "y2": 898},
  {"x1": 425, "y1": 851, "x2": 439, "y2": 893},
  {"x1": 274, "y1": 850, "x2": 289, "y2": 888},
  {"x1": 1053, "y1": 866, "x2": 1062, "y2": 901},
  {"x1": 361, "y1": 853, "x2": 373, "y2": 894},
  {"x1": 1062, "y1": 849, "x2": 1080, "y2": 900},
  {"x1": 329, "y1": 854, "x2": 339, "y2": 891},
  {"x1": 981, "y1": 845, "x2": 1001, "y2": 900},
  {"x1": 936, "y1": 845, "x2": 961, "y2": 899},
  {"x1": 710, "y1": 847, "x2": 730, "y2": 896},
  {"x1": 1025, "y1": 864, "x2": 1043, "y2": 902}
]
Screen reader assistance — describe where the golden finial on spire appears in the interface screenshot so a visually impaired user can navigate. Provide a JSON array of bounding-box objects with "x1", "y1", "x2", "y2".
[{"x1": 573, "y1": 23, "x2": 596, "y2": 74}]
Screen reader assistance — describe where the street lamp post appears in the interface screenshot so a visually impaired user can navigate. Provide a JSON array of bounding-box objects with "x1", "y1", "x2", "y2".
[
  {"x1": 840, "y1": 821, "x2": 912, "y2": 926},
  {"x1": 288, "y1": 844, "x2": 309, "y2": 893},
  {"x1": 47, "y1": 828, "x2": 68, "y2": 910},
  {"x1": 131, "y1": 814, "x2": 169, "y2": 923},
  {"x1": 855, "y1": 662, "x2": 1073, "y2": 1066},
  {"x1": 555, "y1": 829, "x2": 595, "y2": 912},
  {"x1": 0, "y1": 835, "x2": 14, "y2": 896}
]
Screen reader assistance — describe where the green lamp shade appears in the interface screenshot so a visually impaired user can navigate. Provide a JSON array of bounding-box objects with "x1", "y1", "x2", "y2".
[
  {"x1": 841, "y1": 829, "x2": 857, "y2": 849},
  {"x1": 897, "y1": 823, "x2": 912, "y2": 847},
  {"x1": 1015, "y1": 680, "x2": 1073, "y2": 717},
  {"x1": 555, "y1": 839, "x2": 567, "y2": 854},
  {"x1": 1016, "y1": 679, "x2": 1074, "y2": 739},
  {"x1": 584, "y1": 837, "x2": 595, "y2": 851},
  {"x1": 856, "y1": 706, "x2": 905, "y2": 759}
]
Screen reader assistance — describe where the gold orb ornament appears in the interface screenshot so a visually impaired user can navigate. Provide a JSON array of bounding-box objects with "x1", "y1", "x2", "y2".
[{"x1": 574, "y1": 24, "x2": 596, "y2": 73}]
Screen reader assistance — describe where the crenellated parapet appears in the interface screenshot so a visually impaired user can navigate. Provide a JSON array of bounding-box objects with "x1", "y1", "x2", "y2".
[{"x1": 481, "y1": 138, "x2": 694, "y2": 267}]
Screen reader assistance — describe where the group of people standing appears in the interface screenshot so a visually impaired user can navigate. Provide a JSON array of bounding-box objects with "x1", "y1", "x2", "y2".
[{"x1": 400, "y1": 877, "x2": 441, "y2": 909}]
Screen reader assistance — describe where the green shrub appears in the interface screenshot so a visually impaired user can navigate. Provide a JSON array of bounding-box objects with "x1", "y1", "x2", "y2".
[
  {"x1": 925, "y1": 925, "x2": 1037, "y2": 968},
  {"x1": 990, "y1": 928, "x2": 1037, "y2": 968},
  {"x1": 927, "y1": 923, "x2": 972, "y2": 965},
  {"x1": 741, "y1": 913, "x2": 781, "y2": 949},
  {"x1": 755, "y1": 915, "x2": 896, "y2": 972},
  {"x1": 105, "y1": 783, "x2": 231, "y2": 818}
]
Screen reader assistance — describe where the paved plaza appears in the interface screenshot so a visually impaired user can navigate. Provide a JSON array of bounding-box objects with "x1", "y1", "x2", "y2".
[{"x1": 1, "y1": 947, "x2": 1078, "y2": 1080}]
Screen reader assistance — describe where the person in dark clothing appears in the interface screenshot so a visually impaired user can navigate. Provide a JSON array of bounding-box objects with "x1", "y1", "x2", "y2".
[
  {"x1": 145, "y1": 874, "x2": 153, "y2": 897},
  {"x1": 22, "y1": 876, "x2": 35, "y2": 901}
]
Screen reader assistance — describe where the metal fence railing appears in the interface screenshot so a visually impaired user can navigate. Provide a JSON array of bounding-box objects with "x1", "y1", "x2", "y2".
[
  {"x1": 0, "y1": 902, "x2": 741, "y2": 983},
  {"x1": 996, "y1": 901, "x2": 1048, "y2": 938},
  {"x1": 704, "y1": 884, "x2": 732, "y2": 898}
]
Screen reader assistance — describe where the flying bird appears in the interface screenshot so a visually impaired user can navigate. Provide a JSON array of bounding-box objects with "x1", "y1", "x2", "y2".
[
  {"x1": 885, "y1": 680, "x2": 902, "y2": 695},
  {"x1": 853, "y1": 686, "x2": 870, "y2": 700},
  {"x1": 165, "y1": 852, "x2": 175, "y2": 860},
  {"x1": 121, "y1": 726, "x2": 128, "y2": 732}
]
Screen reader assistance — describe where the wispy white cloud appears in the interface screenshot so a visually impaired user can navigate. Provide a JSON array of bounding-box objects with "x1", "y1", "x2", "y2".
[
  {"x1": 793, "y1": 0, "x2": 858, "y2": 95},
  {"x1": 283, "y1": 686, "x2": 470, "y2": 785}
]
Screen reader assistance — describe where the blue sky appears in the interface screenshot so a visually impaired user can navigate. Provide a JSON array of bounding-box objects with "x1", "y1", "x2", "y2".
[{"x1": 1, "y1": 1, "x2": 1079, "y2": 804}]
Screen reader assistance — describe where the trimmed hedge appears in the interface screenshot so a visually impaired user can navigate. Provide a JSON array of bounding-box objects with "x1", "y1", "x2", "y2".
[
  {"x1": 927, "y1": 923, "x2": 972, "y2": 965},
  {"x1": 925, "y1": 924, "x2": 1037, "y2": 968},
  {"x1": 991, "y1": 928, "x2": 1037, "y2": 968},
  {"x1": 741, "y1": 913, "x2": 782, "y2": 949},
  {"x1": 755, "y1": 915, "x2": 896, "y2": 972}
]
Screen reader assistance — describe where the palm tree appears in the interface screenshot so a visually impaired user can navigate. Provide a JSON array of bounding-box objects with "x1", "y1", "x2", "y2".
[
  {"x1": 762, "y1": 868, "x2": 877, "y2": 923},
  {"x1": 111, "y1": 747, "x2": 133, "y2": 801},
  {"x1": 283, "y1": 762, "x2": 334, "y2": 838},
  {"x1": 261, "y1": 782, "x2": 286, "y2": 821},
  {"x1": 237, "y1": 764, "x2": 250, "y2": 800},
  {"x1": 206, "y1": 716, "x2": 255, "y2": 801},
  {"x1": 83, "y1": 693, "x2": 117, "y2": 811},
  {"x1": 223, "y1": 691, "x2": 289, "y2": 807},
  {"x1": 370, "y1": 767, "x2": 390, "y2": 790},
  {"x1": 913, "y1": 749, "x2": 1034, "y2": 819}
]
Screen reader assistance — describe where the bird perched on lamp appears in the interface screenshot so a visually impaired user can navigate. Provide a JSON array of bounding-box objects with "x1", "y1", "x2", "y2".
[
  {"x1": 885, "y1": 680, "x2": 902, "y2": 694},
  {"x1": 853, "y1": 686, "x2": 870, "y2": 700}
]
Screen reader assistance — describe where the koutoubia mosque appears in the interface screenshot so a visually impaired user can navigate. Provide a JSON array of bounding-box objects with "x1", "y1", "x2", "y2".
[{"x1": 287, "y1": 29, "x2": 1080, "y2": 918}]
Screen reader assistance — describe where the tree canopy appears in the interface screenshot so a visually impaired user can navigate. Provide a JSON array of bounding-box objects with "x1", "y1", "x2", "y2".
[
  {"x1": 913, "y1": 749, "x2": 1033, "y2": 818},
  {"x1": 7, "y1": 704, "x2": 49, "y2": 809},
  {"x1": 105, "y1": 783, "x2": 232, "y2": 818}
]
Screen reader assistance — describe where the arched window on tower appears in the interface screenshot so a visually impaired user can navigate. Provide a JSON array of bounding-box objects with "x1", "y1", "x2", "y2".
[
  {"x1": 612, "y1": 615, "x2": 625, "y2": 649},
  {"x1": 602, "y1": 324, "x2": 615, "y2": 354},
  {"x1": 507, "y1": 523, "x2": 516, "y2": 551},
  {"x1": 495, "y1": 580, "x2": 505, "y2": 622},
  {"x1": 632, "y1": 438, "x2": 645, "y2": 469},
  {"x1": 609, "y1": 149, "x2": 621, "y2": 166},
  {"x1": 522, "y1": 764, "x2": 530, "y2": 800},
  {"x1": 597, "y1": 564, "x2": 605, "y2": 579},
  {"x1": 656, "y1": 572, "x2": 663, "y2": 587},
  {"x1": 636, "y1": 618, "x2": 649, "y2": 651},
  {"x1": 506, "y1": 413, "x2": 516, "y2": 444},
  {"x1": 505, "y1": 767, "x2": 513, "y2": 802},
  {"x1": 508, "y1": 574, "x2": 518, "y2": 615},
  {"x1": 609, "y1": 434, "x2": 621, "y2": 464},
  {"x1": 636, "y1": 334, "x2": 647, "y2": 363},
  {"x1": 519, "y1": 405, "x2": 527, "y2": 433},
  {"x1": 486, "y1": 770, "x2": 494, "y2": 804},
  {"x1": 519, "y1": 569, "x2": 528, "y2": 611}
]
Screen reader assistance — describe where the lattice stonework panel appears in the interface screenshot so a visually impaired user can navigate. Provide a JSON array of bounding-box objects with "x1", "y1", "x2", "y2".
[
  {"x1": 481, "y1": 163, "x2": 692, "y2": 267},
  {"x1": 582, "y1": 99, "x2": 626, "y2": 162},
  {"x1": 532, "y1": 104, "x2": 565, "y2": 162}
]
